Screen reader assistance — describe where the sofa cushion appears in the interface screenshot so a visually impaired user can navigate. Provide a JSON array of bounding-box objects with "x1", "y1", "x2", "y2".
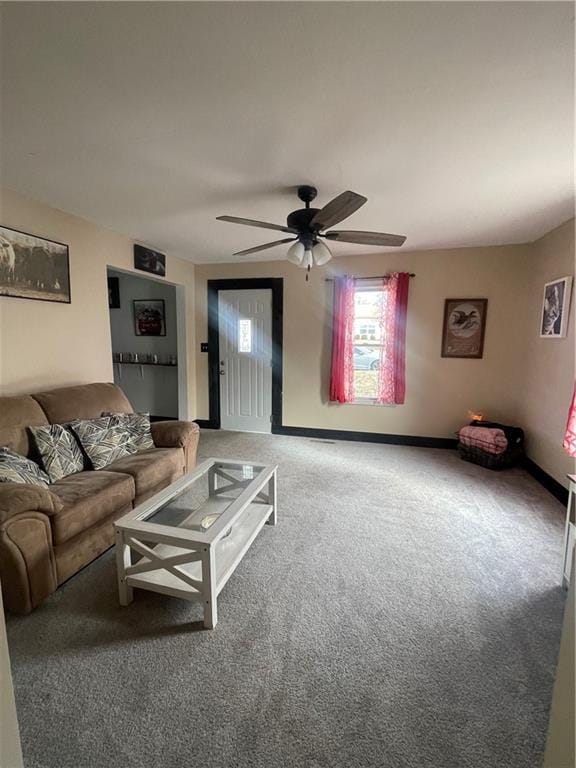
[
  {"x1": 33, "y1": 383, "x2": 132, "y2": 425},
  {"x1": 29, "y1": 424, "x2": 85, "y2": 482},
  {"x1": 54, "y1": 505, "x2": 133, "y2": 586},
  {"x1": 106, "y1": 448, "x2": 184, "y2": 497},
  {"x1": 0, "y1": 447, "x2": 50, "y2": 488},
  {"x1": 0, "y1": 394, "x2": 49, "y2": 457},
  {"x1": 50, "y1": 471, "x2": 135, "y2": 544}
]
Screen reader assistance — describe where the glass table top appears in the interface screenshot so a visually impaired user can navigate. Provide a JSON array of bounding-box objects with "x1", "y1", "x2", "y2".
[{"x1": 145, "y1": 460, "x2": 267, "y2": 534}]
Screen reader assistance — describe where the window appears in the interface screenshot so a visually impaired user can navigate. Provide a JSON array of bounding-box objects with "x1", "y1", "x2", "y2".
[
  {"x1": 353, "y1": 282, "x2": 383, "y2": 401},
  {"x1": 330, "y1": 272, "x2": 409, "y2": 406},
  {"x1": 238, "y1": 318, "x2": 252, "y2": 353}
]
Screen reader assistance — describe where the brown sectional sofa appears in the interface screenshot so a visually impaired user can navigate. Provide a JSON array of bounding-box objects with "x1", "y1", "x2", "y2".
[{"x1": 0, "y1": 382, "x2": 200, "y2": 614}]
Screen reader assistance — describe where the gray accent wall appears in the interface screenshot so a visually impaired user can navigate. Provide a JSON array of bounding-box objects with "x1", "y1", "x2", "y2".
[{"x1": 108, "y1": 269, "x2": 178, "y2": 418}]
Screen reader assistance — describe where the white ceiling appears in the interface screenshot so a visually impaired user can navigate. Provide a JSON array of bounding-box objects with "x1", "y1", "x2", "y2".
[{"x1": 1, "y1": 2, "x2": 574, "y2": 263}]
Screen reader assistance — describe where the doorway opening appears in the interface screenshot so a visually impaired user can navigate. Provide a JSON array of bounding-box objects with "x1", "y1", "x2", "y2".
[
  {"x1": 107, "y1": 267, "x2": 186, "y2": 420},
  {"x1": 207, "y1": 278, "x2": 283, "y2": 432}
]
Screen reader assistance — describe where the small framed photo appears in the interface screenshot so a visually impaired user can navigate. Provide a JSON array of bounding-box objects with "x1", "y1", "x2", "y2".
[
  {"x1": 540, "y1": 276, "x2": 573, "y2": 338},
  {"x1": 0, "y1": 224, "x2": 70, "y2": 304},
  {"x1": 134, "y1": 244, "x2": 166, "y2": 277},
  {"x1": 134, "y1": 299, "x2": 166, "y2": 336},
  {"x1": 441, "y1": 298, "x2": 487, "y2": 358},
  {"x1": 108, "y1": 277, "x2": 120, "y2": 309}
]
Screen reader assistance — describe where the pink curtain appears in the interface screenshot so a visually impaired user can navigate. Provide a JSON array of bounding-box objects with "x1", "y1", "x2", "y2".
[
  {"x1": 330, "y1": 275, "x2": 355, "y2": 403},
  {"x1": 377, "y1": 272, "x2": 410, "y2": 405},
  {"x1": 563, "y1": 382, "x2": 576, "y2": 457}
]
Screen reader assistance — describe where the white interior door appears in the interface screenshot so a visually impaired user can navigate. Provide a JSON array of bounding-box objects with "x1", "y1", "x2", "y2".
[{"x1": 219, "y1": 288, "x2": 273, "y2": 433}]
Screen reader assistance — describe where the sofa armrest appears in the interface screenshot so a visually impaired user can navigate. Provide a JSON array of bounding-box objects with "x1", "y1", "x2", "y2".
[
  {"x1": 151, "y1": 420, "x2": 199, "y2": 448},
  {"x1": 0, "y1": 482, "x2": 63, "y2": 525},
  {"x1": 151, "y1": 421, "x2": 200, "y2": 472}
]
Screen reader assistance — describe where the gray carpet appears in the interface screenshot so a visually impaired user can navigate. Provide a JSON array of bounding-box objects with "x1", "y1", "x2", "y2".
[{"x1": 7, "y1": 431, "x2": 567, "y2": 768}]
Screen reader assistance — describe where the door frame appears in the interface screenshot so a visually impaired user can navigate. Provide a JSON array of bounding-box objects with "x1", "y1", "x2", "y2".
[
  {"x1": 106, "y1": 265, "x2": 189, "y2": 420},
  {"x1": 206, "y1": 278, "x2": 283, "y2": 430}
]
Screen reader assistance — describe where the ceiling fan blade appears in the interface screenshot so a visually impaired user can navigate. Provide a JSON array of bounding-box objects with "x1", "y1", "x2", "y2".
[
  {"x1": 217, "y1": 215, "x2": 297, "y2": 234},
  {"x1": 233, "y1": 238, "x2": 297, "y2": 256},
  {"x1": 324, "y1": 230, "x2": 407, "y2": 247},
  {"x1": 311, "y1": 191, "x2": 367, "y2": 231}
]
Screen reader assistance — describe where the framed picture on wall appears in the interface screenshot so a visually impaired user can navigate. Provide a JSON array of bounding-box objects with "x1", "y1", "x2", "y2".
[
  {"x1": 134, "y1": 244, "x2": 166, "y2": 277},
  {"x1": 134, "y1": 299, "x2": 166, "y2": 336},
  {"x1": 441, "y1": 298, "x2": 487, "y2": 358},
  {"x1": 0, "y1": 224, "x2": 71, "y2": 304},
  {"x1": 108, "y1": 277, "x2": 120, "y2": 309},
  {"x1": 540, "y1": 276, "x2": 572, "y2": 338}
]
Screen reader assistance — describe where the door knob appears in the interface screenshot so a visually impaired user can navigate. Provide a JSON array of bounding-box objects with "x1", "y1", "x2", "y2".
[{"x1": 219, "y1": 369, "x2": 226, "y2": 375}]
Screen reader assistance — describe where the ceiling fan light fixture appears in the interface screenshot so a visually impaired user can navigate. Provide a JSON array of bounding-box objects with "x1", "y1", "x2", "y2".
[
  {"x1": 287, "y1": 241, "x2": 305, "y2": 265},
  {"x1": 312, "y1": 240, "x2": 332, "y2": 266},
  {"x1": 217, "y1": 185, "x2": 406, "y2": 275},
  {"x1": 299, "y1": 248, "x2": 313, "y2": 269}
]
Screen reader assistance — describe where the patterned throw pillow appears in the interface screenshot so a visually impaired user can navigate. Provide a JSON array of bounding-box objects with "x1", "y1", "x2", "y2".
[
  {"x1": 0, "y1": 447, "x2": 50, "y2": 487},
  {"x1": 70, "y1": 416, "x2": 138, "y2": 470},
  {"x1": 29, "y1": 424, "x2": 85, "y2": 482},
  {"x1": 101, "y1": 412, "x2": 155, "y2": 453}
]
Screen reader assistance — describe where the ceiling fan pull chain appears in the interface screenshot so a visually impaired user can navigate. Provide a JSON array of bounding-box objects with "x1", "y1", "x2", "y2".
[{"x1": 306, "y1": 264, "x2": 310, "y2": 282}]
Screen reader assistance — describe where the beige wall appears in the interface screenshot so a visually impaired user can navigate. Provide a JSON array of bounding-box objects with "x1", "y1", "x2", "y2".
[
  {"x1": 0, "y1": 188, "x2": 196, "y2": 416},
  {"x1": 196, "y1": 225, "x2": 575, "y2": 487},
  {"x1": 518, "y1": 220, "x2": 575, "y2": 486},
  {"x1": 195, "y1": 244, "x2": 534, "y2": 439},
  {"x1": 2, "y1": 185, "x2": 572, "y2": 488}
]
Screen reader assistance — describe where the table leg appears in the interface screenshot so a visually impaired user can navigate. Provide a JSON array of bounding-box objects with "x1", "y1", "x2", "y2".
[
  {"x1": 208, "y1": 464, "x2": 217, "y2": 498},
  {"x1": 202, "y1": 546, "x2": 218, "y2": 629},
  {"x1": 115, "y1": 529, "x2": 134, "y2": 606},
  {"x1": 266, "y1": 471, "x2": 277, "y2": 526}
]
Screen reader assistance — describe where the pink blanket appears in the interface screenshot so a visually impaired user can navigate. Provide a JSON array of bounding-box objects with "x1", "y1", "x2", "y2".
[{"x1": 459, "y1": 426, "x2": 508, "y2": 455}]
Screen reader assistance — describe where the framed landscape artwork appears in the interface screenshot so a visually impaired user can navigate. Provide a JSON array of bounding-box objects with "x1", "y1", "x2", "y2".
[
  {"x1": 540, "y1": 276, "x2": 572, "y2": 338},
  {"x1": 441, "y1": 298, "x2": 488, "y2": 358},
  {"x1": 134, "y1": 299, "x2": 166, "y2": 336},
  {"x1": 0, "y1": 225, "x2": 71, "y2": 303}
]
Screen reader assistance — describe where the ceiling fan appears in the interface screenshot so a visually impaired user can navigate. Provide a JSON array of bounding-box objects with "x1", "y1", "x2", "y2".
[{"x1": 216, "y1": 185, "x2": 406, "y2": 274}]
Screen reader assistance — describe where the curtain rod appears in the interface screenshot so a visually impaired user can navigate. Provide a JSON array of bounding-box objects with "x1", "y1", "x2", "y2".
[{"x1": 325, "y1": 273, "x2": 415, "y2": 282}]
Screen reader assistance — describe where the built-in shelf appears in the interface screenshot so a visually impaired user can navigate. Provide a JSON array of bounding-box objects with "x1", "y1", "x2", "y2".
[{"x1": 113, "y1": 361, "x2": 178, "y2": 367}]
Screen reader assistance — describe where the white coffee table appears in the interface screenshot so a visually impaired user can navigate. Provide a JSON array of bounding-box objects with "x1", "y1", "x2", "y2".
[
  {"x1": 114, "y1": 457, "x2": 278, "y2": 628},
  {"x1": 562, "y1": 474, "x2": 576, "y2": 588}
]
